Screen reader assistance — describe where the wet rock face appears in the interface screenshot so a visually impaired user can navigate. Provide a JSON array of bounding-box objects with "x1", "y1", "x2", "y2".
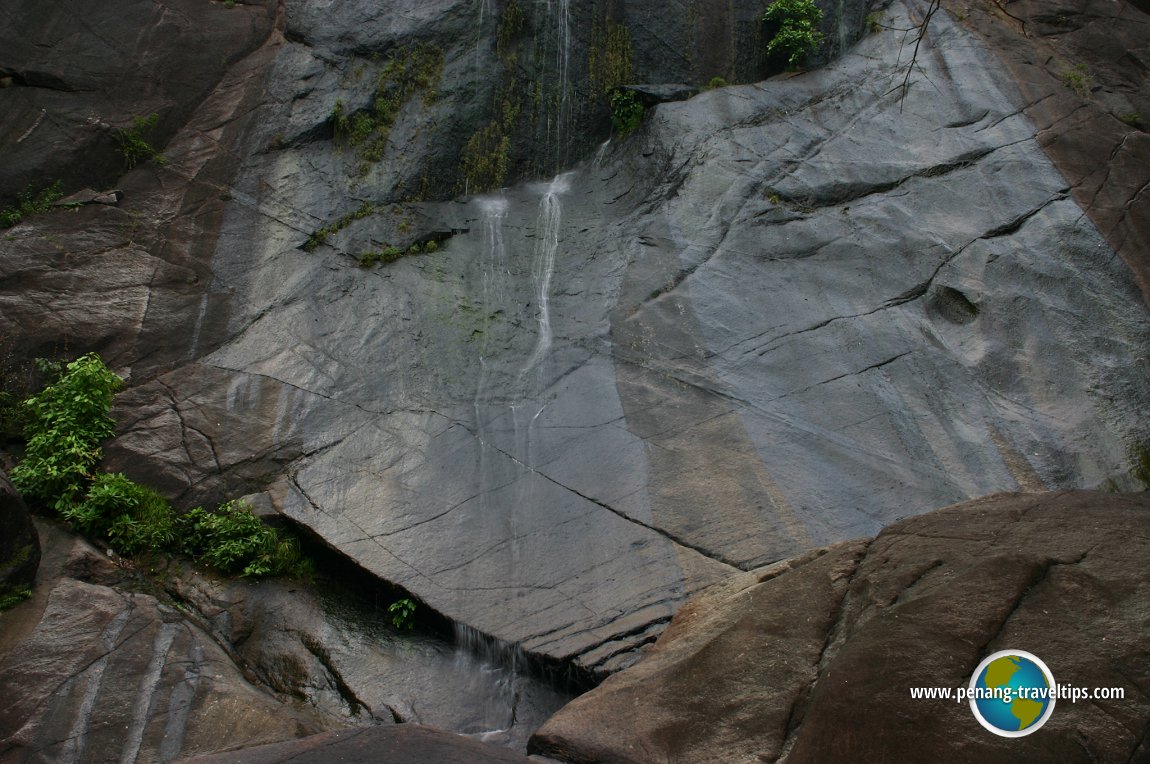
[
  {"x1": 109, "y1": 0, "x2": 1150, "y2": 679},
  {"x1": 1, "y1": 0, "x2": 1149, "y2": 692},
  {"x1": 0, "y1": 470, "x2": 38, "y2": 603},
  {"x1": 530, "y1": 491, "x2": 1150, "y2": 763}
]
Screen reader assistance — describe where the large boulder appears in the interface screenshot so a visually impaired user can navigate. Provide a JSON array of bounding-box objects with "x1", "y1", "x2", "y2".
[
  {"x1": 177, "y1": 724, "x2": 536, "y2": 764},
  {"x1": 164, "y1": 562, "x2": 572, "y2": 749},
  {"x1": 0, "y1": 524, "x2": 327, "y2": 763},
  {"x1": 530, "y1": 491, "x2": 1150, "y2": 763},
  {"x1": 0, "y1": 470, "x2": 38, "y2": 605}
]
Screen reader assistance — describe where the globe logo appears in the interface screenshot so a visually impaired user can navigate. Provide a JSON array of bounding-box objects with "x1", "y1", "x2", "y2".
[{"x1": 969, "y1": 650, "x2": 1057, "y2": 737}]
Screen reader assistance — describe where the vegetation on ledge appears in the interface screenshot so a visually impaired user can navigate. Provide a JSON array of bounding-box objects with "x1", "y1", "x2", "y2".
[{"x1": 10, "y1": 353, "x2": 309, "y2": 578}]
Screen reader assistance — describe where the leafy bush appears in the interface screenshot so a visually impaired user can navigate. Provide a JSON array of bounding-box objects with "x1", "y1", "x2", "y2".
[
  {"x1": 763, "y1": 0, "x2": 825, "y2": 69},
  {"x1": 1, "y1": 181, "x2": 63, "y2": 229},
  {"x1": 179, "y1": 500, "x2": 308, "y2": 577},
  {"x1": 706, "y1": 76, "x2": 729, "y2": 90},
  {"x1": 609, "y1": 90, "x2": 645, "y2": 138},
  {"x1": 9, "y1": 352, "x2": 307, "y2": 578},
  {"x1": 116, "y1": 113, "x2": 167, "y2": 169},
  {"x1": 66, "y1": 472, "x2": 174, "y2": 555},
  {"x1": 11, "y1": 353, "x2": 122, "y2": 511},
  {"x1": 388, "y1": 597, "x2": 416, "y2": 630}
]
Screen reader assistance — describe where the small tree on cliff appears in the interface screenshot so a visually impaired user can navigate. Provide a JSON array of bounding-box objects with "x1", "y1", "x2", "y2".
[{"x1": 763, "y1": 0, "x2": 825, "y2": 69}]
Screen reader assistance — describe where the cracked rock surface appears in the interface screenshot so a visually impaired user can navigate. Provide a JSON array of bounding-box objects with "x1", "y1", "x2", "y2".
[
  {"x1": 530, "y1": 491, "x2": 1150, "y2": 763},
  {"x1": 111, "y1": 0, "x2": 1150, "y2": 675},
  {"x1": 2, "y1": 0, "x2": 1149, "y2": 685}
]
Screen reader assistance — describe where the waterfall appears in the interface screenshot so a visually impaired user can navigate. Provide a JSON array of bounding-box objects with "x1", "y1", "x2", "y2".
[
  {"x1": 478, "y1": 196, "x2": 511, "y2": 309},
  {"x1": 553, "y1": 0, "x2": 571, "y2": 167},
  {"x1": 452, "y1": 622, "x2": 525, "y2": 741},
  {"x1": 522, "y1": 173, "x2": 571, "y2": 376},
  {"x1": 537, "y1": 0, "x2": 572, "y2": 171},
  {"x1": 594, "y1": 138, "x2": 611, "y2": 168},
  {"x1": 475, "y1": 0, "x2": 493, "y2": 77}
]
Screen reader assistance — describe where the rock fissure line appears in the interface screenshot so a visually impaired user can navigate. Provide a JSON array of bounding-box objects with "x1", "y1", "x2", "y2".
[
  {"x1": 299, "y1": 635, "x2": 374, "y2": 720},
  {"x1": 458, "y1": 420, "x2": 745, "y2": 571},
  {"x1": 206, "y1": 363, "x2": 385, "y2": 417},
  {"x1": 970, "y1": 552, "x2": 1085, "y2": 671},
  {"x1": 889, "y1": 558, "x2": 946, "y2": 607},
  {"x1": 773, "y1": 351, "x2": 914, "y2": 402},
  {"x1": 157, "y1": 380, "x2": 223, "y2": 474},
  {"x1": 778, "y1": 540, "x2": 873, "y2": 762}
]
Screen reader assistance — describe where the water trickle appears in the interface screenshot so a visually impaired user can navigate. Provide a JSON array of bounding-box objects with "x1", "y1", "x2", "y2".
[
  {"x1": 187, "y1": 294, "x2": 209, "y2": 360},
  {"x1": 522, "y1": 172, "x2": 572, "y2": 376},
  {"x1": 478, "y1": 196, "x2": 511, "y2": 310},
  {"x1": 536, "y1": 0, "x2": 573, "y2": 170},
  {"x1": 475, "y1": 0, "x2": 494, "y2": 84},
  {"x1": 594, "y1": 138, "x2": 612, "y2": 168},
  {"x1": 553, "y1": 0, "x2": 572, "y2": 167}
]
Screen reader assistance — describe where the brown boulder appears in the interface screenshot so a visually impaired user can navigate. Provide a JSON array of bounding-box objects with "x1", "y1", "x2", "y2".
[
  {"x1": 176, "y1": 724, "x2": 536, "y2": 764},
  {"x1": 0, "y1": 524, "x2": 326, "y2": 763},
  {"x1": 530, "y1": 491, "x2": 1150, "y2": 763}
]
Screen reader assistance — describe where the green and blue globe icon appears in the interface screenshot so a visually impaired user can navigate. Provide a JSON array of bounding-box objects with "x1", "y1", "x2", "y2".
[{"x1": 969, "y1": 650, "x2": 1056, "y2": 737}]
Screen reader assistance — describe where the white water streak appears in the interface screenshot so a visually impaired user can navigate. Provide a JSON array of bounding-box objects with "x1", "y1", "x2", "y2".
[{"x1": 522, "y1": 173, "x2": 571, "y2": 375}]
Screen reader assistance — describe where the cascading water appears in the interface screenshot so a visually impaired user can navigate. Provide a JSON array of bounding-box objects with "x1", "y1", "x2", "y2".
[
  {"x1": 451, "y1": 623, "x2": 527, "y2": 743},
  {"x1": 534, "y1": 0, "x2": 573, "y2": 171},
  {"x1": 452, "y1": 2, "x2": 579, "y2": 725},
  {"x1": 522, "y1": 173, "x2": 571, "y2": 376},
  {"x1": 551, "y1": 0, "x2": 572, "y2": 169}
]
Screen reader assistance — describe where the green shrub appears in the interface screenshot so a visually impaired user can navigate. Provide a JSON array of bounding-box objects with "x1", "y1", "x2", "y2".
[
  {"x1": 763, "y1": 0, "x2": 825, "y2": 69},
  {"x1": 116, "y1": 114, "x2": 167, "y2": 169},
  {"x1": 706, "y1": 76, "x2": 729, "y2": 90},
  {"x1": 609, "y1": 90, "x2": 645, "y2": 137},
  {"x1": 66, "y1": 472, "x2": 174, "y2": 555},
  {"x1": 11, "y1": 353, "x2": 122, "y2": 511},
  {"x1": 8, "y1": 352, "x2": 306, "y2": 579},
  {"x1": 179, "y1": 500, "x2": 308, "y2": 577},
  {"x1": 1, "y1": 181, "x2": 63, "y2": 229},
  {"x1": 388, "y1": 597, "x2": 416, "y2": 630}
]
